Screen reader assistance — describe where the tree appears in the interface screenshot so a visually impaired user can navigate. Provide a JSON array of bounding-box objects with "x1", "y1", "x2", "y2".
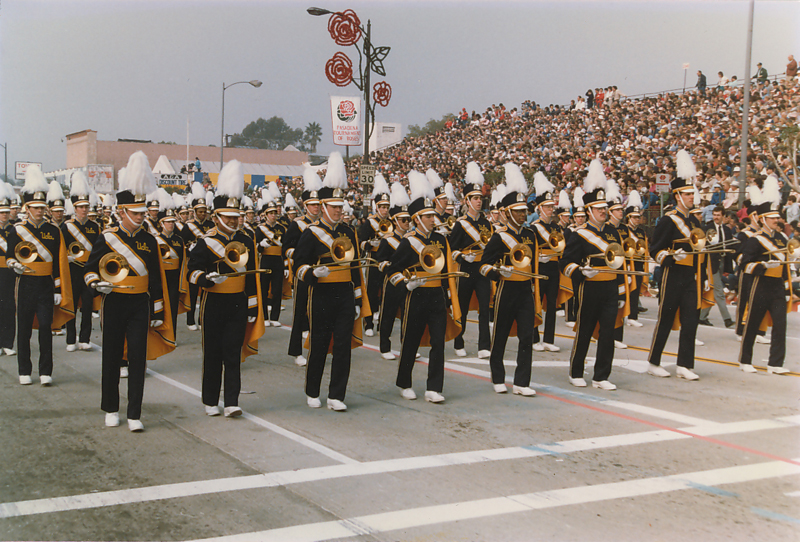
[
  {"x1": 407, "y1": 114, "x2": 455, "y2": 138},
  {"x1": 758, "y1": 125, "x2": 800, "y2": 193},
  {"x1": 228, "y1": 116, "x2": 304, "y2": 151},
  {"x1": 303, "y1": 122, "x2": 323, "y2": 153}
]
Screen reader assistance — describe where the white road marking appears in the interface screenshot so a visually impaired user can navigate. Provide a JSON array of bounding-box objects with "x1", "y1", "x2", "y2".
[
  {"x1": 146, "y1": 369, "x2": 358, "y2": 465},
  {"x1": 451, "y1": 357, "x2": 675, "y2": 373},
  {"x1": 2, "y1": 416, "x2": 795, "y2": 519},
  {"x1": 192, "y1": 458, "x2": 800, "y2": 542}
]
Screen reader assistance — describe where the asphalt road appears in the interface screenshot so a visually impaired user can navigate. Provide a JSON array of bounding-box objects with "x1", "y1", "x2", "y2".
[{"x1": 1, "y1": 294, "x2": 799, "y2": 541}]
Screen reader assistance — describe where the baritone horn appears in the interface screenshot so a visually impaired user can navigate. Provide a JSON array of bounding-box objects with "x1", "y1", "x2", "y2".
[
  {"x1": 99, "y1": 252, "x2": 130, "y2": 283},
  {"x1": 14, "y1": 241, "x2": 38, "y2": 264},
  {"x1": 223, "y1": 241, "x2": 249, "y2": 269}
]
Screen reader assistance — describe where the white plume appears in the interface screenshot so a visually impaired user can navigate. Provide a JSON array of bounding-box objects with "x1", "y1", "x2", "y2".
[
  {"x1": 190, "y1": 181, "x2": 206, "y2": 202},
  {"x1": 268, "y1": 181, "x2": 281, "y2": 201},
  {"x1": 557, "y1": 189, "x2": 572, "y2": 210},
  {"x1": 147, "y1": 190, "x2": 159, "y2": 204},
  {"x1": 89, "y1": 187, "x2": 99, "y2": 208},
  {"x1": 284, "y1": 192, "x2": 298, "y2": 210},
  {"x1": 216, "y1": 160, "x2": 244, "y2": 199},
  {"x1": 693, "y1": 186, "x2": 701, "y2": 207},
  {"x1": 64, "y1": 198, "x2": 74, "y2": 216},
  {"x1": 503, "y1": 162, "x2": 528, "y2": 195},
  {"x1": 205, "y1": 191, "x2": 214, "y2": 208},
  {"x1": 172, "y1": 192, "x2": 185, "y2": 208},
  {"x1": 426, "y1": 168, "x2": 444, "y2": 190},
  {"x1": 465, "y1": 161, "x2": 485, "y2": 186},
  {"x1": 605, "y1": 179, "x2": 622, "y2": 204},
  {"x1": 22, "y1": 164, "x2": 49, "y2": 195},
  {"x1": 444, "y1": 182, "x2": 456, "y2": 202},
  {"x1": 47, "y1": 180, "x2": 64, "y2": 203},
  {"x1": 532, "y1": 171, "x2": 555, "y2": 197},
  {"x1": 0, "y1": 182, "x2": 12, "y2": 202},
  {"x1": 69, "y1": 171, "x2": 91, "y2": 198},
  {"x1": 584, "y1": 159, "x2": 607, "y2": 193},
  {"x1": 746, "y1": 183, "x2": 762, "y2": 205},
  {"x1": 322, "y1": 152, "x2": 348, "y2": 189},
  {"x1": 390, "y1": 181, "x2": 411, "y2": 208},
  {"x1": 241, "y1": 195, "x2": 254, "y2": 210},
  {"x1": 573, "y1": 187, "x2": 585, "y2": 208},
  {"x1": 676, "y1": 149, "x2": 697, "y2": 180},
  {"x1": 101, "y1": 193, "x2": 115, "y2": 208},
  {"x1": 409, "y1": 170, "x2": 435, "y2": 201},
  {"x1": 343, "y1": 201, "x2": 353, "y2": 215},
  {"x1": 157, "y1": 188, "x2": 175, "y2": 212},
  {"x1": 302, "y1": 167, "x2": 323, "y2": 192},
  {"x1": 626, "y1": 189, "x2": 642, "y2": 209},
  {"x1": 372, "y1": 172, "x2": 390, "y2": 198},
  {"x1": 117, "y1": 167, "x2": 127, "y2": 186},
  {"x1": 121, "y1": 151, "x2": 157, "y2": 196},
  {"x1": 762, "y1": 174, "x2": 781, "y2": 205}
]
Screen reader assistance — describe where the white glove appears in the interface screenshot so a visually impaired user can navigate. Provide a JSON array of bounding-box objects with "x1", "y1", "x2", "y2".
[
  {"x1": 539, "y1": 254, "x2": 551, "y2": 264},
  {"x1": 247, "y1": 316, "x2": 256, "y2": 323},
  {"x1": 93, "y1": 281, "x2": 115, "y2": 294},
  {"x1": 406, "y1": 278, "x2": 424, "y2": 291},
  {"x1": 9, "y1": 260, "x2": 26, "y2": 275},
  {"x1": 354, "y1": 306, "x2": 360, "y2": 320},
  {"x1": 54, "y1": 294, "x2": 62, "y2": 305},
  {"x1": 67, "y1": 254, "x2": 77, "y2": 264},
  {"x1": 283, "y1": 269, "x2": 290, "y2": 279},
  {"x1": 206, "y1": 272, "x2": 227, "y2": 284},
  {"x1": 703, "y1": 280, "x2": 711, "y2": 292},
  {"x1": 498, "y1": 266, "x2": 513, "y2": 278},
  {"x1": 764, "y1": 260, "x2": 780, "y2": 269},
  {"x1": 313, "y1": 266, "x2": 330, "y2": 278},
  {"x1": 787, "y1": 295, "x2": 792, "y2": 302},
  {"x1": 463, "y1": 253, "x2": 476, "y2": 263},
  {"x1": 271, "y1": 238, "x2": 282, "y2": 247},
  {"x1": 369, "y1": 238, "x2": 381, "y2": 247},
  {"x1": 673, "y1": 248, "x2": 687, "y2": 262},
  {"x1": 150, "y1": 320, "x2": 163, "y2": 328},
  {"x1": 259, "y1": 239, "x2": 270, "y2": 248},
  {"x1": 580, "y1": 267, "x2": 599, "y2": 279},
  {"x1": 617, "y1": 300, "x2": 625, "y2": 309}
]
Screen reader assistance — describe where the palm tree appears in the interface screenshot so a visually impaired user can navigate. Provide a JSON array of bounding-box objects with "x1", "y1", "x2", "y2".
[{"x1": 304, "y1": 122, "x2": 323, "y2": 153}]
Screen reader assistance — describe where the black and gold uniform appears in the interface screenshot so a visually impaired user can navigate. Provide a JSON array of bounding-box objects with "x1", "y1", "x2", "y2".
[
  {"x1": 61, "y1": 212, "x2": 100, "y2": 348},
  {"x1": 0, "y1": 191, "x2": 17, "y2": 354},
  {"x1": 256, "y1": 204, "x2": 288, "y2": 325}
]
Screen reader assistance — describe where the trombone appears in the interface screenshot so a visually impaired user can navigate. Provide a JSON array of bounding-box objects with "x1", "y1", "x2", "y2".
[
  {"x1": 546, "y1": 230, "x2": 565, "y2": 253},
  {"x1": 403, "y1": 244, "x2": 468, "y2": 282},
  {"x1": 309, "y1": 237, "x2": 381, "y2": 271},
  {"x1": 99, "y1": 252, "x2": 135, "y2": 289},
  {"x1": 68, "y1": 242, "x2": 86, "y2": 260},
  {"x1": 460, "y1": 229, "x2": 493, "y2": 254},
  {"x1": 493, "y1": 243, "x2": 547, "y2": 280},
  {"x1": 584, "y1": 243, "x2": 650, "y2": 276},
  {"x1": 705, "y1": 228, "x2": 741, "y2": 249},
  {"x1": 764, "y1": 238, "x2": 800, "y2": 260},
  {"x1": 670, "y1": 228, "x2": 734, "y2": 255},
  {"x1": 14, "y1": 241, "x2": 37, "y2": 272},
  {"x1": 377, "y1": 218, "x2": 394, "y2": 237},
  {"x1": 223, "y1": 241, "x2": 249, "y2": 269},
  {"x1": 622, "y1": 237, "x2": 653, "y2": 262}
]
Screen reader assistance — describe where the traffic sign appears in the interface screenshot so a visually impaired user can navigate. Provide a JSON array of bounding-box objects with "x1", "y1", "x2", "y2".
[
  {"x1": 359, "y1": 164, "x2": 376, "y2": 188},
  {"x1": 655, "y1": 173, "x2": 671, "y2": 193}
]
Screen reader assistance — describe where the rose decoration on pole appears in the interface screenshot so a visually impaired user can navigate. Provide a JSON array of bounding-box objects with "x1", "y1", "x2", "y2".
[
  {"x1": 325, "y1": 52, "x2": 353, "y2": 87},
  {"x1": 372, "y1": 81, "x2": 392, "y2": 108},
  {"x1": 327, "y1": 9, "x2": 362, "y2": 46}
]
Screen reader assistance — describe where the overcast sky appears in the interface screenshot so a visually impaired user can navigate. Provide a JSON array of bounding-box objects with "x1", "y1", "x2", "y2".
[{"x1": 1, "y1": 0, "x2": 797, "y2": 175}]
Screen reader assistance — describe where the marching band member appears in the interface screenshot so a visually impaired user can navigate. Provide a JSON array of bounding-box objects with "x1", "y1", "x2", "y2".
[
  {"x1": 174, "y1": 192, "x2": 190, "y2": 235},
  {"x1": 62, "y1": 171, "x2": 100, "y2": 351},
  {"x1": 187, "y1": 160, "x2": 263, "y2": 418},
  {"x1": 0, "y1": 182, "x2": 17, "y2": 356},
  {"x1": 449, "y1": 161, "x2": 492, "y2": 358},
  {"x1": 47, "y1": 181, "x2": 66, "y2": 229},
  {"x1": 283, "y1": 167, "x2": 322, "y2": 367},
  {"x1": 293, "y1": 152, "x2": 364, "y2": 411},
  {"x1": 556, "y1": 191, "x2": 572, "y2": 230},
  {"x1": 376, "y1": 181, "x2": 412, "y2": 359},
  {"x1": 605, "y1": 179, "x2": 631, "y2": 349},
  {"x1": 9, "y1": 193, "x2": 21, "y2": 224},
  {"x1": 564, "y1": 187, "x2": 587, "y2": 328},
  {"x1": 385, "y1": 170, "x2": 462, "y2": 403},
  {"x1": 144, "y1": 192, "x2": 160, "y2": 235},
  {"x1": 559, "y1": 160, "x2": 624, "y2": 390},
  {"x1": 6, "y1": 165, "x2": 73, "y2": 386},
  {"x1": 738, "y1": 175, "x2": 792, "y2": 375},
  {"x1": 646, "y1": 150, "x2": 708, "y2": 381},
  {"x1": 155, "y1": 188, "x2": 187, "y2": 335},
  {"x1": 624, "y1": 189, "x2": 647, "y2": 328},
  {"x1": 182, "y1": 182, "x2": 214, "y2": 331},
  {"x1": 735, "y1": 186, "x2": 766, "y2": 342},
  {"x1": 239, "y1": 196, "x2": 257, "y2": 240},
  {"x1": 480, "y1": 163, "x2": 539, "y2": 396},
  {"x1": 488, "y1": 185, "x2": 506, "y2": 227},
  {"x1": 83, "y1": 152, "x2": 174, "y2": 431},
  {"x1": 531, "y1": 171, "x2": 568, "y2": 352},
  {"x1": 256, "y1": 191, "x2": 287, "y2": 327},
  {"x1": 282, "y1": 192, "x2": 300, "y2": 228},
  {"x1": 358, "y1": 173, "x2": 391, "y2": 337},
  {"x1": 426, "y1": 168, "x2": 452, "y2": 233}
]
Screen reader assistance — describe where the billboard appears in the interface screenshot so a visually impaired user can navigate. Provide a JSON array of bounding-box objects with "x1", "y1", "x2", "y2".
[
  {"x1": 87, "y1": 164, "x2": 114, "y2": 193},
  {"x1": 15, "y1": 161, "x2": 42, "y2": 181},
  {"x1": 330, "y1": 96, "x2": 362, "y2": 147},
  {"x1": 368, "y1": 122, "x2": 403, "y2": 153}
]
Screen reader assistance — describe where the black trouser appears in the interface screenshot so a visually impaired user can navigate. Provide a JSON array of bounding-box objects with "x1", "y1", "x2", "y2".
[
  {"x1": 66, "y1": 262, "x2": 94, "y2": 345},
  {"x1": 363, "y1": 264, "x2": 383, "y2": 330},
  {"x1": 566, "y1": 295, "x2": 578, "y2": 323},
  {"x1": 490, "y1": 281, "x2": 535, "y2": 387},
  {"x1": 454, "y1": 263, "x2": 491, "y2": 351},
  {"x1": 100, "y1": 292, "x2": 149, "y2": 419},
  {"x1": 16, "y1": 275, "x2": 54, "y2": 377},
  {"x1": 0, "y1": 268, "x2": 16, "y2": 350},
  {"x1": 200, "y1": 290, "x2": 246, "y2": 407},
  {"x1": 569, "y1": 280, "x2": 617, "y2": 382},
  {"x1": 739, "y1": 276, "x2": 786, "y2": 367},
  {"x1": 628, "y1": 267, "x2": 644, "y2": 321},
  {"x1": 306, "y1": 282, "x2": 355, "y2": 401},
  {"x1": 260, "y1": 255, "x2": 284, "y2": 322},
  {"x1": 533, "y1": 261, "x2": 559, "y2": 344},
  {"x1": 735, "y1": 273, "x2": 764, "y2": 337},
  {"x1": 648, "y1": 265, "x2": 699, "y2": 369},
  {"x1": 379, "y1": 278, "x2": 405, "y2": 354},
  {"x1": 164, "y1": 269, "x2": 181, "y2": 334},
  {"x1": 287, "y1": 281, "x2": 309, "y2": 357},
  {"x1": 397, "y1": 286, "x2": 446, "y2": 392},
  {"x1": 186, "y1": 282, "x2": 199, "y2": 326}
]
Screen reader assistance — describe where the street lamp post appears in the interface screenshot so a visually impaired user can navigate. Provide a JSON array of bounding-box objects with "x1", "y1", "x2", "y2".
[
  {"x1": 0, "y1": 142, "x2": 6, "y2": 183},
  {"x1": 220, "y1": 80, "x2": 263, "y2": 170}
]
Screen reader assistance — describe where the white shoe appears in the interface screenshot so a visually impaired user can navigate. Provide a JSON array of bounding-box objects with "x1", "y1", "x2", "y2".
[
  {"x1": 756, "y1": 335, "x2": 771, "y2": 344},
  {"x1": 695, "y1": 339, "x2": 705, "y2": 346},
  {"x1": 647, "y1": 364, "x2": 670, "y2": 378},
  {"x1": 627, "y1": 319, "x2": 643, "y2": 327},
  {"x1": 592, "y1": 380, "x2": 617, "y2": 391},
  {"x1": 327, "y1": 398, "x2": 347, "y2": 411},
  {"x1": 92, "y1": 312, "x2": 100, "y2": 319},
  {"x1": 566, "y1": 321, "x2": 575, "y2": 329},
  {"x1": 66, "y1": 344, "x2": 77, "y2": 352},
  {"x1": 53, "y1": 329, "x2": 65, "y2": 336},
  {"x1": 477, "y1": 349, "x2": 491, "y2": 359},
  {"x1": 736, "y1": 335, "x2": 742, "y2": 342},
  {"x1": 424, "y1": 390, "x2": 445, "y2": 403},
  {"x1": 128, "y1": 419, "x2": 144, "y2": 432},
  {"x1": 187, "y1": 324, "x2": 198, "y2": 331},
  {"x1": 120, "y1": 366, "x2": 129, "y2": 378},
  {"x1": 740, "y1": 364, "x2": 757, "y2": 374},
  {"x1": 676, "y1": 366, "x2": 699, "y2": 381},
  {"x1": 224, "y1": 406, "x2": 243, "y2": 417},
  {"x1": 307, "y1": 396, "x2": 321, "y2": 408},
  {"x1": 105, "y1": 412, "x2": 120, "y2": 427},
  {"x1": 569, "y1": 377, "x2": 587, "y2": 387},
  {"x1": 205, "y1": 405, "x2": 222, "y2": 416},
  {"x1": 19, "y1": 375, "x2": 32, "y2": 385},
  {"x1": 364, "y1": 329, "x2": 374, "y2": 337},
  {"x1": 533, "y1": 343, "x2": 545, "y2": 352},
  {"x1": 454, "y1": 348, "x2": 467, "y2": 357},
  {"x1": 3, "y1": 348, "x2": 16, "y2": 356},
  {"x1": 512, "y1": 385, "x2": 536, "y2": 396},
  {"x1": 381, "y1": 352, "x2": 396, "y2": 360},
  {"x1": 294, "y1": 355, "x2": 307, "y2": 367},
  {"x1": 269, "y1": 321, "x2": 281, "y2": 327},
  {"x1": 556, "y1": 310, "x2": 565, "y2": 317},
  {"x1": 768, "y1": 366, "x2": 790, "y2": 375},
  {"x1": 415, "y1": 352, "x2": 421, "y2": 359},
  {"x1": 40, "y1": 375, "x2": 52, "y2": 386},
  {"x1": 493, "y1": 383, "x2": 507, "y2": 394},
  {"x1": 614, "y1": 341, "x2": 628, "y2": 349},
  {"x1": 302, "y1": 331, "x2": 309, "y2": 339},
  {"x1": 400, "y1": 388, "x2": 417, "y2": 400},
  {"x1": 77, "y1": 342, "x2": 92, "y2": 351},
  {"x1": 543, "y1": 343, "x2": 560, "y2": 352}
]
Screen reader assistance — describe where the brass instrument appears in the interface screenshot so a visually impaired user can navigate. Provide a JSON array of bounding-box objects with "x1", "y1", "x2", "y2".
[
  {"x1": 493, "y1": 243, "x2": 547, "y2": 280},
  {"x1": 310, "y1": 237, "x2": 379, "y2": 270},
  {"x1": 218, "y1": 269, "x2": 271, "y2": 278},
  {"x1": 445, "y1": 216, "x2": 457, "y2": 229},
  {"x1": 670, "y1": 228, "x2": 733, "y2": 255},
  {"x1": 377, "y1": 219, "x2": 394, "y2": 237},
  {"x1": 622, "y1": 237, "x2": 653, "y2": 261},
  {"x1": 705, "y1": 228, "x2": 741, "y2": 249},
  {"x1": 99, "y1": 253, "x2": 131, "y2": 285},
  {"x1": 15, "y1": 241, "x2": 38, "y2": 265},
  {"x1": 68, "y1": 242, "x2": 86, "y2": 260},
  {"x1": 461, "y1": 229, "x2": 492, "y2": 253},
  {"x1": 764, "y1": 238, "x2": 800, "y2": 260},
  {"x1": 158, "y1": 243, "x2": 171, "y2": 259},
  {"x1": 403, "y1": 244, "x2": 468, "y2": 282},
  {"x1": 547, "y1": 230, "x2": 565, "y2": 253},
  {"x1": 584, "y1": 243, "x2": 650, "y2": 276},
  {"x1": 223, "y1": 241, "x2": 249, "y2": 269}
]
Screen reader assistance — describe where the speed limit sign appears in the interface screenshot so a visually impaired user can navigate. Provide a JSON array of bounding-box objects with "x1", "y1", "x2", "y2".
[{"x1": 359, "y1": 164, "x2": 376, "y2": 188}]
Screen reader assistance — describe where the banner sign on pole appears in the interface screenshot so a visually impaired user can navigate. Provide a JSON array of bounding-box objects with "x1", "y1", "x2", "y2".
[
  {"x1": 655, "y1": 173, "x2": 671, "y2": 193},
  {"x1": 330, "y1": 96, "x2": 362, "y2": 147}
]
